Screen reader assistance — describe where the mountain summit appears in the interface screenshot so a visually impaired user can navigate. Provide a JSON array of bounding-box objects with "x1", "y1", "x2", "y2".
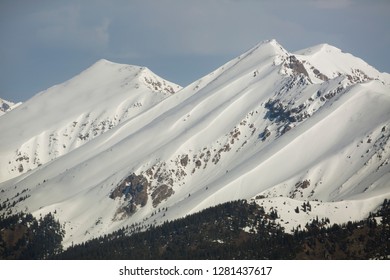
[{"x1": 1, "y1": 40, "x2": 389, "y2": 247}]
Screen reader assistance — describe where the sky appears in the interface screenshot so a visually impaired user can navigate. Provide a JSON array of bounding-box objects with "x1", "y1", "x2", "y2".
[{"x1": 1, "y1": 0, "x2": 389, "y2": 102}]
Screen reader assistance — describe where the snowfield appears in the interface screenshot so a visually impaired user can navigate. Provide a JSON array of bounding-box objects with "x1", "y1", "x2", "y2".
[{"x1": 1, "y1": 39, "x2": 389, "y2": 247}]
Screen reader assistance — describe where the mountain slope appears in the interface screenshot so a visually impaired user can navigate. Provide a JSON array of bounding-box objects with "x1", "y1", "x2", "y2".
[
  {"x1": 1, "y1": 40, "x2": 389, "y2": 248},
  {"x1": 0, "y1": 59, "x2": 181, "y2": 182}
]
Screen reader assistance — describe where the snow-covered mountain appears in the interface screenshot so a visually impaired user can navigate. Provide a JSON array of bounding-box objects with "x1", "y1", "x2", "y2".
[
  {"x1": 1, "y1": 39, "x2": 389, "y2": 248},
  {"x1": 0, "y1": 59, "x2": 181, "y2": 182}
]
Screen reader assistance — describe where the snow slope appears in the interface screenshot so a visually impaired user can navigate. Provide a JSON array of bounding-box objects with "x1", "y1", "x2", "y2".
[
  {"x1": 0, "y1": 59, "x2": 181, "y2": 182},
  {"x1": 1, "y1": 39, "x2": 389, "y2": 247}
]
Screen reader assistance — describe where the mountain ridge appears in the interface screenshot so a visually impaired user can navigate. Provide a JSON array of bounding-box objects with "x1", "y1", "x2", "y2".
[
  {"x1": 0, "y1": 39, "x2": 389, "y2": 248},
  {"x1": 0, "y1": 98, "x2": 21, "y2": 117},
  {"x1": 0, "y1": 61, "x2": 181, "y2": 182}
]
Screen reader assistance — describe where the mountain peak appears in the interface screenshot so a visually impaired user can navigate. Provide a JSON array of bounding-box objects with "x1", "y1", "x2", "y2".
[
  {"x1": 86, "y1": 58, "x2": 121, "y2": 71},
  {"x1": 87, "y1": 58, "x2": 137, "y2": 72},
  {"x1": 86, "y1": 60, "x2": 182, "y2": 93},
  {"x1": 265, "y1": 38, "x2": 283, "y2": 47},
  {"x1": 95, "y1": 58, "x2": 114, "y2": 64},
  {"x1": 228, "y1": 39, "x2": 289, "y2": 71},
  {"x1": 256, "y1": 38, "x2": 281, "y2": 47},
  {"x1": 251, "y1": 39, "x2": 289, "y2": 55},
  {"x1": 138, "y1": 66, "x2": 182, "y2": 94},
  {"x1": 294, "y1": 43, "x2": 390, "y2": 85}
]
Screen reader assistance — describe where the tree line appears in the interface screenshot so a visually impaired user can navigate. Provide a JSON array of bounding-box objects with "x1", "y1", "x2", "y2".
[
  {"x1": 1, "y1": 199, "x2": 389, "y2": 259},
  {"x1": 55, "y1": 199, "x2": 390, "y2": 260},
  {"x1": 0, "y1": 212, "x2": 64, "y2": 259}
]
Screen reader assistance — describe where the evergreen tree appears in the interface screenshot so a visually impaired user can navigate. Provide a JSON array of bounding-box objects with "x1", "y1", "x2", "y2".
[{"x1": 0, "y1": 212, "x2": 64, "y2": 259}]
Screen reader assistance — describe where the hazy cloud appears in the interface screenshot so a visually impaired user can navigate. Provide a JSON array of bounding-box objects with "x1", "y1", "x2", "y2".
[
  {"x1": 310, "y1": 0, "x2": 353, "y2": 9},
  {"x1": 32, "y1": 4, "x2": 110, "y2": 51}
]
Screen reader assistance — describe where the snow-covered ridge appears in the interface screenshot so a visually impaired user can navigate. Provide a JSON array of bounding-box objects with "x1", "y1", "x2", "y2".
[
  {"x1": 294, "y1": 43, "x2": 390, "y2": 85},
  {"x1": 0, "y1": 59, "x2": 181, "y2": 182},
  {"x1": 0, "y1": 39, "x2": 389, "y2": 248},
  {"x1": 0, "y1": 98, "x2": 21, "y2": 117}
]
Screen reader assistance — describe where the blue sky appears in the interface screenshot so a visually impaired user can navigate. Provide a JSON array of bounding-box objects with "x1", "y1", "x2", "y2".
[{"x1": 1, "y1": 0, "x2": 389, "y2": 102}]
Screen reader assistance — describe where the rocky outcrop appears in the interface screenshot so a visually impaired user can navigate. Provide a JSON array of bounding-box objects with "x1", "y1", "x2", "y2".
[{"x1": 110, "y1": 173, "x2": 149, "y2": 217}]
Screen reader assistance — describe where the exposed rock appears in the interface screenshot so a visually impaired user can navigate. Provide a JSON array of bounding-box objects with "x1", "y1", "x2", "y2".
[
  {"x1": 151, "y1": 184, "x2": 174, "y2": 208},
  {"x1": 180, "y1": 155, "x2": 189, "y2": 167},
  {"x1": 110, "y1": 173, "x2": 149, "y2": 216},
  {"x1": 289, "y1": 179, "x2": 311, "y2": 199},
  {"x1": 296, "y1": 179, "x2": 311, "y2": 189},
  {"x1": 313, "y1": 68, "x2": 329, "y2": 81},
  {"x1": 286, "y1": 55, "x2": 310, "y2": 78},
  {"x1": 259, "y1": 127, "x2": 271, "y2": 141}
]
